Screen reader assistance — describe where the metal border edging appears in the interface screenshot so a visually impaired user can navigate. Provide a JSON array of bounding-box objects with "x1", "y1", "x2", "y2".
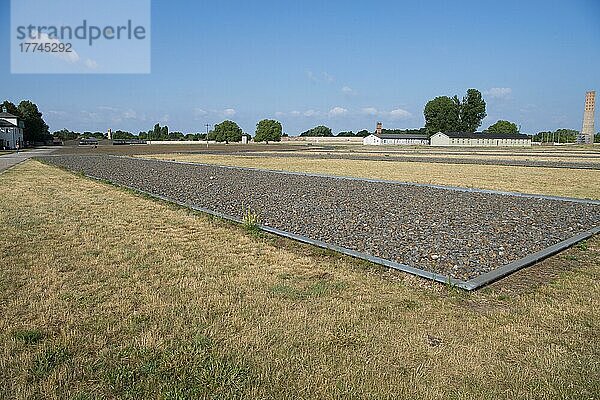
[
  {"x1": 463, "y1": 226, "x2": 600, "y2": 290},
  {"x1": 37, "y1": 156, "x2": 600, "y2": 291}
]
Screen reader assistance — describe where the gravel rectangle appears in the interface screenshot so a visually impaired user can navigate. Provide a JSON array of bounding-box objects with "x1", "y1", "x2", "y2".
[{"x1": 41, "y1": 155, "x2": 600, "y2": 283}]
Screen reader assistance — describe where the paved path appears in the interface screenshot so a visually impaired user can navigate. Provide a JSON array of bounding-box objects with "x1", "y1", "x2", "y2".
[{"x1": 0, "y1": 147, "x2": 56, "y2": 173}]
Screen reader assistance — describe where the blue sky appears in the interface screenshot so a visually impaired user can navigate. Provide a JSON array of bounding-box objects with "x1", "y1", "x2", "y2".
[{"x1": 1, "y1": 0, "x2": 599, "y2": 135}]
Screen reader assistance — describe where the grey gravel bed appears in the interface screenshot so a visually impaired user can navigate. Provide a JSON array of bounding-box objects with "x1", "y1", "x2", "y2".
[
  {"x1": 193, "y1": 151, "x2": 600, "y2": 170},
  {"x1": 40, "y1": 155, "x2": 600, "y2": 284}
]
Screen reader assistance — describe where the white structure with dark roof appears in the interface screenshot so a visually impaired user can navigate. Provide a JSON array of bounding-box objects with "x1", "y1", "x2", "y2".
[
  {"x1": 363, "y1": 122, "x2": 429, "y2": 145},
  {"x1": 363, "y1": 133, "x2": 429, "y2": 146},
  {"x1": 430, "y1": 132, "x2": 531, "y2": 147},
  {"x1": 0, "y1": 106, "x2": 24, "y2": 149}
]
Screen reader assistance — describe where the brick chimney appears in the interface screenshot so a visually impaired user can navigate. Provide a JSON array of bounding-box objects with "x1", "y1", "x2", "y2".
[{"x1": 376, "y1": 122, "x2": 383, "y2": 135}]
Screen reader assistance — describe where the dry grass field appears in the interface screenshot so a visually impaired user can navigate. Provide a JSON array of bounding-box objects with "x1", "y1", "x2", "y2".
[
  {"x1": 145, "y1": 153, "x2": 600, "y2": 200},
  {"x1": 1, "y1": 160, "x2": 599, "y2": 399},
  {"x1": 287, "y1": 150, "x2": 600, "y2": 164}
]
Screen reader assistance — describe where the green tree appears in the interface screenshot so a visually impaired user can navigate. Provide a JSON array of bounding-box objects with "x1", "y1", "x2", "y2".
[
  {"x1": 424, "y1": 90, "x2": 487, "y2": 134},
  {"x1": 168, "y1": 131, "x2": 184, "y2": 141},
  {"x1": 212, "y1": 120, "x2": 243, "y2": 143},
  {"x1": 254, "y1": 119, "x2": 282, "y2": 143},
  {"x1": 356, "y1": 129, "x2": 370, "y2": 137},
  {"x1": 336, "y1": 131, "x2": 355, "y2": 137},
  {"x1": 112, "y1": 130, "x2": 135, "y2": 140},
  {"x1": 151, "y1": 123, "x2": 161, "y2": 140},
  {"x1": 424, "y1": 96, "x2": 460, "y2": 134},
  {"x1": 160, "y1": 125, "x2": 169, "y2": 139},
  {"x1": 1, "y1": 100, "x2": 20, "y2": 116},
  {"x1": 17, "y1": 100, "x2": 50, "y2": 143},
  {"x1": 533, "y1": 128, "x2": 579, "y2": 143},
  {"x1": 486, "y1": 120, "x2": 519, "y2": 134},
  {"x1": 381, "y1": 128, "x2": 428, "y2": 135},
  {"x1": 53, "y1": 129, "x2": 79, "y2": 141},
  {"x1": 300, "y1": 125, "x2": 333, "y2": 137},
  {"x1": 459, "y1": 89, "x2": 487, "y2": 132}
]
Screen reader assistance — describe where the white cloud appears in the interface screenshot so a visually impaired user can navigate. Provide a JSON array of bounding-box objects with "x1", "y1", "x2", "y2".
[
  {"x1": 122, "y1": 109, "x2": 138, "y2": 120},
  {"x1": 388, "y1": 108, "x2": 412, "y2": 120},
  {"x1": 28, "y1": 32, "x2": 99, "y2": 70},
  {"x1": 342, "y1": 86, "x2": 357, "y2": 96},
  {"x1": 290, "y1": 110, "x2": 301, "y2": 117},
  {"x1": 304, "y1": 109, "x2": 320, "y2": 117},
  {"x1": 361, "y1": 107, "x2": 412, "y2": 120},
  {"x1": 306, "y1": 70, "x2": 335, "y2": 84},
  {"x1": 84, "y1": 59, "x2": 98, "y2": 69},
  {"x1": 159, "y1": 114, "x2": 170, "y2": 123},
  {"x1": 222, "y1": 108, "x2": 237, "y2": 117},
  {"x1": 29, "y1": 32, "x2": 80, "y2": 64},
  {"x1": 328, "y1": 107, "x2": 348, "y2": 117},
  {"x1": 361, "y1": 107, "x2": 378, "y2": 116},
  {"x1": 46, "y1": 110, "x2": 68, "y2": 118},
  {"x1": 193, "y1": 108, "x2": 209, "y2": 118},
  {"x1": 485, "y1": 87, "x2": 512, "y2": 99},
  {"x1": 275, "y1": 111, "x2": 285, "y2": 117}
]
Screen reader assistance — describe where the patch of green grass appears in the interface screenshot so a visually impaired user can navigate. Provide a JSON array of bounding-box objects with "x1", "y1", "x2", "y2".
[
  {"x1": 577, "y1": 241, "x2": 589, "y2": 251},
  {"x1": 497, "y1": 294, "x2": 510, "y2": 302},
  {"x1": 102, "y1": 341, "x2": 252, "y2": 399},
  {"x1": 401, "y1": 299, "x2": 421, "y2": 310},
  {"x1": 13, "y1": 329, "x2": 44, "y2": 345},
  {"x1": 29, "y1": 346, "x2": 71, "y2": 379}
]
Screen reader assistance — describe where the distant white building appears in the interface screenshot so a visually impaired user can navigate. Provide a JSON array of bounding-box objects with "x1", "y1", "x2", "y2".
[
  {"x1": 430, "y1": 132, "x2": 531, "y2": 147},
  {"x1": 363, "y1": 133, "x2": 429, "y2": 146},
  {"x1": 0, "y1": 106, "x2": 24, "y2": 149},
  {"x1": 363, "y1": 122, "x2": 429, "y2": 146}
]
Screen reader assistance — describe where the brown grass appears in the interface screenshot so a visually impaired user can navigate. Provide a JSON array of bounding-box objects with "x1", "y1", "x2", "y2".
[
  {"x1": 288, "y1": 150, "x2": 600, "y2": 164},
  {"x1": 145, "y1": 153, "x2": 600, "y2": 200},
  {"x1": 1, "y1": 160, "x2": 599, "y2": 399}
]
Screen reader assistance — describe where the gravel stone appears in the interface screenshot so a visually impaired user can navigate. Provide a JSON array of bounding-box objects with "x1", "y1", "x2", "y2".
[{"x1": 41, "y1": 155, "x2": 600, "y2": 281}]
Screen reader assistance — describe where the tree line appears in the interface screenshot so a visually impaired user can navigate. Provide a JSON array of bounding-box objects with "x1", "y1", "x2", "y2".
[
  {"x1": 5, "y1": 97, "x2": 598, "y2": 145},
  {"x1": 2, "y1": 100, "x2": 51, "y2": 143},
  {"x1": 423, "y1": 89, "x2": 525, "y2": 135},
  {"x1": 53, "y1": 119, "x2": 285, "y2": 144}
]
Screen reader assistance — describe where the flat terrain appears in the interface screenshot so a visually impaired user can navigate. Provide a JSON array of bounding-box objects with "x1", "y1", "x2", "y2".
[
  {"x1": 41, "y1": 155, "x2": 600, "y2": 283},
  {"x1": 145, "y1": 153, "x2": 600, "y2": 200},
  {"x1": 1, "y1": 161, "x2": 599, "y2": 399},
  {"x1": 0, "y1": 148, "x2": 56, "y2": 173}
]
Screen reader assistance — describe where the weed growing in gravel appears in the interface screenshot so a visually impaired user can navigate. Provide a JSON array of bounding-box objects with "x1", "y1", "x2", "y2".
[
  {"x1": 242, "y1": 206, "x2": 260, "y2": 234},
  {"x1": 577, "y1": 241, "x2": 588, "y2": 251}
]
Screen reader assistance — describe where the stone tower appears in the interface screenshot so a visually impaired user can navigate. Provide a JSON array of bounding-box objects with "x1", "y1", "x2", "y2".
[
  {"x1": 578, "y1": 91, "x2": 595, "y2": 144},
  {"x1": 376, "y1": 122, "x2": 383, "y2": 135}
]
